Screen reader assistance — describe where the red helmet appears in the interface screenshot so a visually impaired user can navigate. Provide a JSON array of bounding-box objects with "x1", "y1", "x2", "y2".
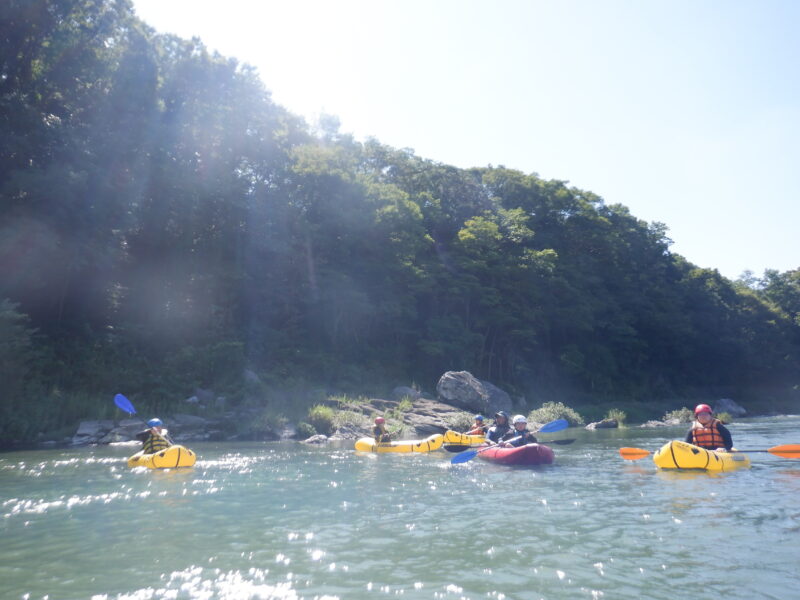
[
  {"x1": 375, "y1": 417, "x2": 385, "y2": 424},
  {"x1": 694, "y1": 404, "x2": 713, "y2": 416}
]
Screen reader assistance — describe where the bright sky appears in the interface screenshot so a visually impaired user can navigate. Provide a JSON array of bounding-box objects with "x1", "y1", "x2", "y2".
[{"x1": 133, "y1": 0, "x2": 799, "y2": 280}]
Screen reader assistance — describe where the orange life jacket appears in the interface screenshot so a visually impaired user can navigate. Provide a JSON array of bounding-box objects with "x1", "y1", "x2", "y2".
[{"x1": 690, "y1": 419, "x2": 725, "y2": 449}]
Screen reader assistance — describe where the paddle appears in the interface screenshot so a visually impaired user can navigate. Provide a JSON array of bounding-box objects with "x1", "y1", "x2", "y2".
[
  {"x1": 444, "y1": 438, "x2": 577, "y2": 452},
  {"x1": 450, "y1": 419, "x2": 569, "y2": 464},
  {"x1": 114, "y1": 393, "x2": 137, "y2": 416},
  {"x1": 113, "y1": 393, "x2": 173, "y2": 444},
  {"x1": 619, "y1": 444, "x2": 800, "y2": 460}
]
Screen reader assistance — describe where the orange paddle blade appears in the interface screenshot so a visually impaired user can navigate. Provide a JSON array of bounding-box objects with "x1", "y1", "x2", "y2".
[
  {"x1": 619, "y1": 447, "x2": 651, "y2": 460},
  {"x1": 768, "y1": 444, "x2": 800, "y2": 458}
]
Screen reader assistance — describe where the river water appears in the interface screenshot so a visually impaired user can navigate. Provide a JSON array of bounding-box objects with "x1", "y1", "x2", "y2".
[{"x1": 2, "y1": 416, "x2": 799, "y2": 600}]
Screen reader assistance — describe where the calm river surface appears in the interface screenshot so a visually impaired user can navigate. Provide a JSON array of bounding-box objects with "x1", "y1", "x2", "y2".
[{"x1": 2, "y1": 416, "x2": 799, "y2": 600}]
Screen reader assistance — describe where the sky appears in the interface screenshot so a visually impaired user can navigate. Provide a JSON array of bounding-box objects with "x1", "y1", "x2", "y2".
[{"x1": 132, "y1": 0, "x2": 799, "y2": 280}]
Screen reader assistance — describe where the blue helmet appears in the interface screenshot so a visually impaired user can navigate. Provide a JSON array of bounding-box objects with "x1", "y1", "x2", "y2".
[
  {"x1": 474, "y1": 415, "x2": 484, "y2": 421},
  {"x1": 147, "y1": 418, "x2": 163, "y2": 428}
]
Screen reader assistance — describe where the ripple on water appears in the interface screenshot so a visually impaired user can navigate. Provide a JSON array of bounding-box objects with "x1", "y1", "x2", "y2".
[{"x1": 2, "y1": 425, "x2": 800, "y2": 599}]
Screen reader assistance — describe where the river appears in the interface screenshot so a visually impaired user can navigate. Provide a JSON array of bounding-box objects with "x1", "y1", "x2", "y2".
[{"x1": 2, "y1": 415, "x2": 799, "y2": 599}]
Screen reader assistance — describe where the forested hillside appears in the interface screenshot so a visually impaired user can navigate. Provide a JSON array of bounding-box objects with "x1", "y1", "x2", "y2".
[{"x1": 2, "y1": 0, "x2": 799, "y2": 442}]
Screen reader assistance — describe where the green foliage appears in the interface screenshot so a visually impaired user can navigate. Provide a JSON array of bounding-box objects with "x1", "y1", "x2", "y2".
[
  {"x1": 397, "y1": 398, "x2": 414, "y2": 412},
  {"x1": 2, "y1": 0, "x2": 799, "y2": 445},
  {"x1": 295, "y1": 422, "x2": 317, "y2": 439},
  {"x1": 528, "y1": 401, "x2": 584, "y2": 426},
  {"x1": 445, "y1": 412, "x2": 475, "y2": 432},
  {"x1": 716, "y1": 411, "x2": 732, "y2": 424},
  {"x1": 664, "y1": 408, "x2": 694, "y2": 423},
  {"x1": 332, "y1": 395, "x2": 370, "y2": 409},
  {"x1": 605, "y1": 408, "x2": 627, "y2": 426},
  {"x1": 237, "y1": 411, "x2": 287, "y2": 440},
  {"x1": 332, "y1": 410, "x2": 369, "y2": 430},
  {"x1": 308, "y1": 404, "x2": 335, "y2": 436}
]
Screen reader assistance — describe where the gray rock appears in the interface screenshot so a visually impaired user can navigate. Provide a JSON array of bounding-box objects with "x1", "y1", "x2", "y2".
[
  {"x1": 302, "y1": 434, "x2": 329, "y2": 445},
  {"x1": 641, "y1": 418, "x2": 681, "y2": 428},
  {"x1": 714, "y1": 398, "x2": 746, "y2": 417},
  {"x1": 435, "y1": 371, "x2": 512, "y2": 414},
  {"x1": 585, "y1": 419, "x2": 618, "y2": 430}
]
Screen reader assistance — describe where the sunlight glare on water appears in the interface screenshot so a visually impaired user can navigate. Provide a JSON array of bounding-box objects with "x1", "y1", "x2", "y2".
[{"x1": 1, "y1": 416, "x2": 799, "y2": 599}]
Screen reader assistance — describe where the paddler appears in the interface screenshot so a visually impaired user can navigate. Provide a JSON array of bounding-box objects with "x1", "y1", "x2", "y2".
[
  {"x1": 485, "y1": 411, "x2": 511, "y2": 443},
  {"x1": 685, "y1": 404, "x2": 733, "y2": 451},
  {"x1": 373, "y1": 416, "x2": 391, "y2": 443},
  {"x1": 465, "y1": 414, "x2": 487, "y2": 436},
  {"x1": 136, "y1": 418, "x2": 174, "y2": 454},
  {"x1": 499, "y1": 414, "x2": 538, "y2": 447}
]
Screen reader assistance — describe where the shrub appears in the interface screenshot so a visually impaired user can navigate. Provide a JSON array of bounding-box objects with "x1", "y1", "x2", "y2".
[
  {"x1": 332, "y1": 394, "x2": 369, "y2": 409},
  {"x1": 716, "y1": 411, "x2": 733, "y2": 424},
  {"x1": 296, "y1": 422, "x2": 317, "y2": 439},
  {"x1": 664, "y1": 407, "x2": 693, "y2": 423},
  {"x1": 333, "y1": 410, "x2": 369, "y2": 430},
  {"x1": 605, "y1": 408, "x2": 627, "y2": 426},
  {"x1": 528, "y1": 401, "x2": 584, "y2": 426},
  {"x1": 308, "y1": 404, "x2": 335, "y2": 435},
  {"x1": 397, "y1": 398, "x2": 414, "y2": 412},
  {"x1": 445, "y1": 412, "x2": 475, "y2": 432}
]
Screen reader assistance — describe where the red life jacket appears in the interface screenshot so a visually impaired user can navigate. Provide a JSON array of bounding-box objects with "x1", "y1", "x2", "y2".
[{"x1": 690, "y1": 419, "x2": 725, "y2": 449}]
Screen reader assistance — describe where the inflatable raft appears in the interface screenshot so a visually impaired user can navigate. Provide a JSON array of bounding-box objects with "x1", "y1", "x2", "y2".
[
  {"x1": 478, "y1": 443, "x2": 554, "y2": 466},
  {"x1": 127, "y1": 445, "x2": 197, "y2": 469},
  {"x1": 354, "y1": 433, "x2": 444, "y2": 453},
  {"x1": 653, "y1": 441, "x2": 751, "y2": 471},
  {"x1": 442, "y1": 430, "x2": 485, "y2": 445}
]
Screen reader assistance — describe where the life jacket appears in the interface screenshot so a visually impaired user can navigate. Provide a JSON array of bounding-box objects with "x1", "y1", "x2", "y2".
[
  {"x1": 466, "y1": 424, "x2": 488, "y2": 436},
  {"x1": 486, "y1": 423, "x2": 510, "y2": 443},
  {"x1": 502, "y1": 429, "x2": 536, "y2": 447},
  {"x1": 690, "y1": 419, "x2": 726, "y2": 449},
  {"x1": 373, "y1": 426, "x2": 391, "y2": 443},
  {"x1": 142, "y1": 430, "x2": 171, "y2": 454}
]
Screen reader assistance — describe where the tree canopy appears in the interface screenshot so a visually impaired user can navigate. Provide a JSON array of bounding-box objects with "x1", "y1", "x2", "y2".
[{"x1": 2, "y1": 0, "x2": 798, "y2": 441}]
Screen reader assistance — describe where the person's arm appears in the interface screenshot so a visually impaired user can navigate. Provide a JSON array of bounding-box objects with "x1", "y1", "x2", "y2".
[
  {"x1": 718, "y1": 424, "x2": 733, "y2": 451},
  {"x1": 685, "y1": 429, "x2": 694, "y2": 444}
]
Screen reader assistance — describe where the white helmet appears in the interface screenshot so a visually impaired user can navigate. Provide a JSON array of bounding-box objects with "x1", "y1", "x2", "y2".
[{"x1": 512, "y1": 414, "x2": 527, "y2": 424}]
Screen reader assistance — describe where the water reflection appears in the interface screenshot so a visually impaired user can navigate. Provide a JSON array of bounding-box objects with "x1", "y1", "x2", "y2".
[{"x1": 1, "y1": 419, "x2": 799, "y2": 599}]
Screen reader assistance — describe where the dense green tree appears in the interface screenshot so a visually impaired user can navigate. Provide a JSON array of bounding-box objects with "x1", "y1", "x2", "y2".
[{"x1": 1, "y1": 0, "x2": 798, "y2": 444}]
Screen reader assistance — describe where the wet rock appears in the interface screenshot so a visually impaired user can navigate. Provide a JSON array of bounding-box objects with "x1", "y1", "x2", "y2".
[
  {"x1": 302, "y1": 434, "x2": 329, "y2": 445},
  {"x1": 435, "y1": 371, "x2": 512, "y2": 414},
  {"x1": 586, "y1": 419, "x2": 618, "y2": 430}
]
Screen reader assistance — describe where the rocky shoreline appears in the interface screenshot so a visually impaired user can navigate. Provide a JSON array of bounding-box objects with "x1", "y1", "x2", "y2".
[{"x1": 53, "y1": 372, "x2": 751, "y2": 449}]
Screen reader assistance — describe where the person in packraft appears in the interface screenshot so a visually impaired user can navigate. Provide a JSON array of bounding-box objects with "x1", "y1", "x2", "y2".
[
  {"x1": 500, "y1": 414, "x2": 538, "y2": 447},
  {"x1": 685, "y1": 404, "x2": 733, "y2": 451},
  {"x1": 465, "y1": 414, "x2": 488, "y2": 436},
  {"x1": 485, "y1": 411, "x2": 511, "y2": 443},
  {"x1": 373, "y1": 416, "x2": 391, "y2": 443},
  {"x1": 136, "y1": 418, "x2": 173, "y2": 454}
]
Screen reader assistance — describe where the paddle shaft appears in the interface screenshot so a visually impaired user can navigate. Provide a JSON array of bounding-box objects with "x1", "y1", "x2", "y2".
[{"x1": 620, "y1": 443, "x2": 800, "y2": 460}]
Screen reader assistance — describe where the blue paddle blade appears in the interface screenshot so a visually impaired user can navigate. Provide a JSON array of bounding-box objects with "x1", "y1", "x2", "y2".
[
  {"x1": 538, "y1": 418, "x2": 568, "y2": 433},
  {"x1": 114, "y1": 393, "x2": 136, "y2": 415},
  {"x1": 450, "y1": 448, "x2": 479, "y2": 464}
]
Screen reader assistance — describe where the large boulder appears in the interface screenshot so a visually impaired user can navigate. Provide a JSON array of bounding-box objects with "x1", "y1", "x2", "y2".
[
  {"x1": 714, "y1": 398, "x2": 746, "y2": 417},
  {"x1": 435, "y1": 371, "x2": 512, "y2": 415}
]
